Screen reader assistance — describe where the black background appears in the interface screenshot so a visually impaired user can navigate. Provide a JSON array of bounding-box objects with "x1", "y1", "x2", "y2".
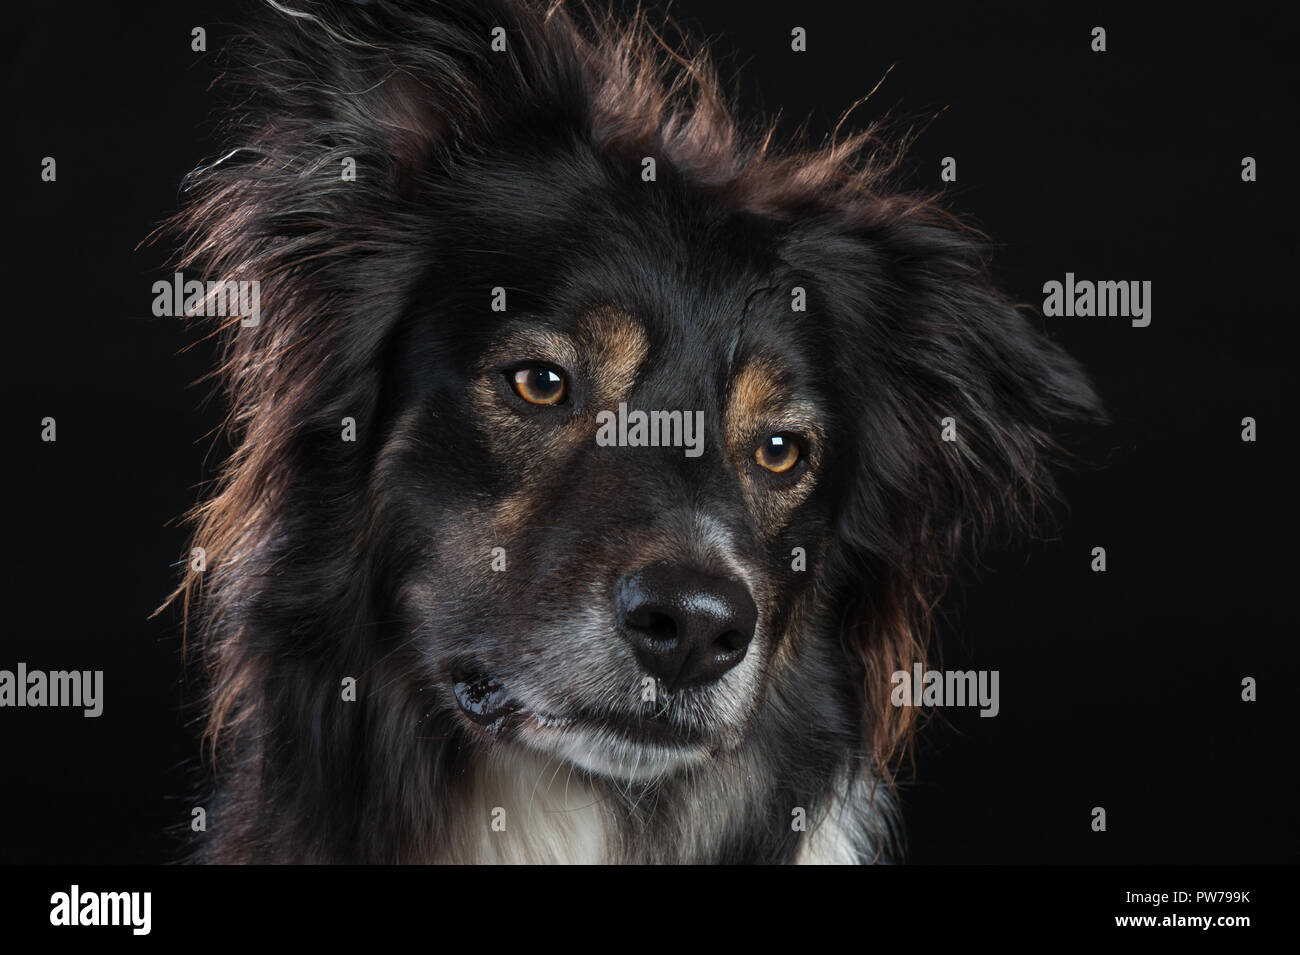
[{"x1": 3, "y1": 1, "x2": 1295, "y2": 864}]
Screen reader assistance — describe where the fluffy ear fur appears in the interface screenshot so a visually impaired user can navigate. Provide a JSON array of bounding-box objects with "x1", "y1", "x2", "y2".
[
  {"x1": 174, "y1": 0, "x2": 577, "y2": 398},
  {"x1": 781, "y1": 209, "x2": 1106, "y2": 772}
]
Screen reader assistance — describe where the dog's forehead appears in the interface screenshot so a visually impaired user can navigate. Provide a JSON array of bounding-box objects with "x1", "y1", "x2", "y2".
[{"x1": 452, "y1": 168, "x2": 822, "y2": 397}]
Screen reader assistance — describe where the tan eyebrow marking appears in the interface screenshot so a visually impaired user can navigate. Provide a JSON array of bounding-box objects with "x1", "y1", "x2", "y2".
[
  {"x1": 725, "y1": 356, "x2": 825, "y2": 529},
  {"x1": 726, "y1": 358, "x2": 783, "y2": 454},
  {"x1": 474, "y1": 327, "x2": 580, "y2": 376},
  {"x1": 574, "y1": 305, "x2": 649, "y2": 401},
  {"x1": 725, "y1": 357, "x2": 824, "y2": 456}
]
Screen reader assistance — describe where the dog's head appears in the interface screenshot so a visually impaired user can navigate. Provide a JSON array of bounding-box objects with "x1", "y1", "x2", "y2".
[{"x1": 176, "y1": 0, "x2": 1102, "y2": 787}]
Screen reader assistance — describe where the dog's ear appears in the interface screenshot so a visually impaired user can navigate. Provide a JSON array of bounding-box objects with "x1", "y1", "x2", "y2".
[
  {"x1": 788, "y1": 204, "x2": 1105, "y2": 772},
  {"x1": 180, "y1": 0, "x2": 584, "y2": 230},
  {"x1": 169, "y1": 0, "x2": 591, "y2": 420}
]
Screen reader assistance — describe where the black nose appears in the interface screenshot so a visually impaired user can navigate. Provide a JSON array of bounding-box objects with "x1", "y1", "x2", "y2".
[{"x1": 614, "y1": 564, "x2": 758, "y2": 689}]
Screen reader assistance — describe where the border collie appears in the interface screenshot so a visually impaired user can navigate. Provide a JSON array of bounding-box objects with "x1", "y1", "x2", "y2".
[{"x1": 168, "y1": 0, "x2": 1102, "y2": 864}]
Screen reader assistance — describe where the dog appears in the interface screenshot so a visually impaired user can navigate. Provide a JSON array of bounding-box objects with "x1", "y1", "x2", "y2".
[{"x1": 169, "y1": 0, "x2": 1103, "y2": 863}]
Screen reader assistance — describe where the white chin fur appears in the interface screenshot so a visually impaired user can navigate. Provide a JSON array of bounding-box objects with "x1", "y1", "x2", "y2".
[{"x1": 522, "y1": 724, "x2": 709, "y2": 782}]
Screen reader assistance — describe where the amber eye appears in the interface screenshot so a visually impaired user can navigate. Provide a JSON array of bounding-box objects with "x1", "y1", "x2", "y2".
[
  {"x1": 755, "y1": 433, "x2": 801, "y2": 473},
  {"x1": 509, "y1": 366, "x2": 567, "y2": 405}
]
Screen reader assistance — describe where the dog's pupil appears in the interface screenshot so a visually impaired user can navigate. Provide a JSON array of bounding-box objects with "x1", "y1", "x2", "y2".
[
  {"x1": 513, "y1": 367, "x2": 564, "y2": 403},
  {"x1": 761, "y1": 435, "x2": 797, "y2": 470}
]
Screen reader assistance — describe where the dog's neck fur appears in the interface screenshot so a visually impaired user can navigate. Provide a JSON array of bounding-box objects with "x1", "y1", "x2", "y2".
[{"x1": 430, "y1": 747, "x2": 888, "y2": 865}]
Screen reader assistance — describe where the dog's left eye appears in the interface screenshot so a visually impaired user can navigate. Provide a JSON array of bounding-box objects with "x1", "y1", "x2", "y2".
[
  {"x1": 754, "y1": 433, "x2": 802, "y2": 474},
  {"x1": 508, "y1": 365, "x2": 568, "y2": 405}
]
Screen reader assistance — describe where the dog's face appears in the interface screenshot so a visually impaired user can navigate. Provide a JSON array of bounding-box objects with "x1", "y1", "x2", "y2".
[{"x1": 378, "y1": 161, "x2": 842, "y2": 781}]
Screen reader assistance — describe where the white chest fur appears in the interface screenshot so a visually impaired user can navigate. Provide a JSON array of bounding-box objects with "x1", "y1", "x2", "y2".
[
  {"x1": 451, "y1": 749, "x2": 609, "y2": 864},
  {"x1": 444, "y1": 750, "x2": 876, "y2": 864}
]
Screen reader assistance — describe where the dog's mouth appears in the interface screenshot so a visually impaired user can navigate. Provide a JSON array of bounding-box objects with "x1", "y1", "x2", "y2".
[{"x1": 450, "y1": 668, "x2": 702, "y2": 746}]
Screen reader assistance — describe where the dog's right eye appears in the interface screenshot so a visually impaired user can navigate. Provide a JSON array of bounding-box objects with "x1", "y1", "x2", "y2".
[
  {"x1": 507, "y1": 365, "x2": 568, "y2": 406},
  {"x1": 754, "y1": 433, "x2": 802, "y2": 474}
]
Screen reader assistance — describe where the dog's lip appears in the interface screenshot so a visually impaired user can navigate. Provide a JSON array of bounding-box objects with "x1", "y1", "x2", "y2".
[
  {"x1": 450, "y1": 668, "x2": 700, "y2": 744},
  {"x1": 451, "y1": 669, "x2": 575, "y2": 737},
  {"x1": 450, "y1": 671, "x2": 524, "y2": 726},
  {"x1": 592, "y1": 710, "x2": 705, "y2": 745}
]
